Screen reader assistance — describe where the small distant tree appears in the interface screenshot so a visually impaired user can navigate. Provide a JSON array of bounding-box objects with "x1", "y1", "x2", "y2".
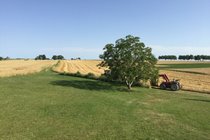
[
  {"x1": 52, "y1": 55, "x2": 64, "y2": 60},
  {"x1": 57, "y1": 55, "x2": 64, "y2": 60},
  {"x1": 35, "y1": 54, "x2": 47, "y2": 60},
  {"x1": 4, "y1": 56, "x2": 10, "y2": 60},
  {"x1": 0, "y1": 57, "x2": 3, "y2": 60},
  {"x1": 194, "y1": 55, "x2": 201, "y2": 60},
  {"x1": 52, "y1": 55, "x2": 58, "y2": 60},
  {"x1": 178, "y1": 55, "x2": 194, "y2": 60},
  {"x1": 158, "y1": 55, "x2": 177, "y2": 60},
  {"x1": 99, "y1": 35, "x2": 158, "y2": 90}
]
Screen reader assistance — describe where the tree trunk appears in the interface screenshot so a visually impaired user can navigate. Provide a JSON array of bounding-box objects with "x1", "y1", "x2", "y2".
[
  {"x1": 127, "y1": 84, "x2": 132, "y2": 90},
  {"x1": 126, "y1": 80, "x2": 133, "y2": 90}
]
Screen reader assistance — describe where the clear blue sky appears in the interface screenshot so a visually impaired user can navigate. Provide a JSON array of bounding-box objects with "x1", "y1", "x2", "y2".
[{"x1": 0, "y1": 0, "x2": 210, "y2": 59}]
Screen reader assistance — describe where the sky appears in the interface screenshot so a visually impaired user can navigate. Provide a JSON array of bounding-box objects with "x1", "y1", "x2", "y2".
[{"x1": 0, "y1": 0, "x2": 210, "y2": 59}]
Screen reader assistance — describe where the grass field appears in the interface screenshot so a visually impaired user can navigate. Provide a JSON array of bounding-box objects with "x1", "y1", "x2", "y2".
[{"x1": 0, "y1": 70, "x2": 210, "y2": 139}]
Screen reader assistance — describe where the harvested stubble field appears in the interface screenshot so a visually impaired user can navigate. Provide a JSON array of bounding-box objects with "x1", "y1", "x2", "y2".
[
  {"x1": 53, "y1": 60, "x2": 106, "y2": 76},
  {"x1": 53, "y1": 60, "x2": 210, "y2": 93},
  {"x1": 0, "y1": 60, "x2": 57, "y2": 77}
]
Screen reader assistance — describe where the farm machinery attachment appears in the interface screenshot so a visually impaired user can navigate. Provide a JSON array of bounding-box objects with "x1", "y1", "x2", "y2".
[{"x1": 159, "y1": 74, "x2": 182, "y2": 91}]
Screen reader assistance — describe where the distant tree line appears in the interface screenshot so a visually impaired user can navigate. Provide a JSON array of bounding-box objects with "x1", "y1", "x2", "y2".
[
  {"x1": 71, "y1": 57, "x2": 81, "y2": 60},
  {"x1": 52, "y1": 55, "x2": 65, "y2": 60},
  {"x1": 158, "y1": 55, "x2": 210, "y2": 60},
  {"x1": 35, "y1": 55, "x2": 49, "y2": 60},
  {"x1": 191, "y1": 55, "x2": 210, "y2": 60},
  {"x1": 35, "y1": 54, "x2": 66, "y2": 60},
  {"x1": 0, "y1": 56, "x2": 10, "y2": 60},
  {"x1": 158, "y1": 55, "x2": 177, "y2": 60},
  {"x1": 178, "y1": 55, "x2": 194, "y2": 60},
  {"x1": 0, "y1": 55, "x2": 82, "y2": 60}
]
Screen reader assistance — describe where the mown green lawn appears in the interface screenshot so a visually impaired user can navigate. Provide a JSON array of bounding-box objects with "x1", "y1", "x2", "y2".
[{"x1": 0, "y1": 71, "x2": 209, "y2": 140}]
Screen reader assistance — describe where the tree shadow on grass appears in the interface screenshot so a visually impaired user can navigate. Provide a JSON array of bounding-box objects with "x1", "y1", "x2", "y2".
[
  {"x1": 50, "y1": 79, "x2": 128, "y2": 92},
  {"x1": 184, "y1": 98, "x2": 210, "y2": 103}
]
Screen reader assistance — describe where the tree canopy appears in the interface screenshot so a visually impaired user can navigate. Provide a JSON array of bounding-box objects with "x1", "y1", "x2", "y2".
[
  {"x1": 159, "y1": 55, "x2": 177, "y2": 60},
  {"x1": 35, "y1": 55, "x2": 47, "y2": 60},
  {"x1": 99, "y1": 35, "x2": 158, "y2": 90},
  {"x1": 52, "y1": 55, "x2": 65, "y2": 60}
]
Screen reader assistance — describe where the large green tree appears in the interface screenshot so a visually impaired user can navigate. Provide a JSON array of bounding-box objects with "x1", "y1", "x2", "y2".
[{"x1": 99, "y1": 35, "x2": 158, "y2": 90}]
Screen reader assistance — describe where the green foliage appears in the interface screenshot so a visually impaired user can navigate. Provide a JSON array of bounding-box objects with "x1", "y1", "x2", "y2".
[
  {"x1": 178, "y1": 55, "x2": 194, "y2": 60},
  {"x1": 4, "y1": 56, "x2": 10, "y2": 60},
  {"x1": 178, "y1": 55, "x2": 210, "y2": 60},
  {"x1": 0, "y1": 57, "x2": 3, "y2": 60},
  {"x1": 75, "y1": 71, "x2": 82, "y2": 77},
  {"x1": 159, "y1": 55, "x2": 177, "y2": 60},
  {"x1": 99, "y1": 35, "x2": 158, "y2": 90},
  {"x1": 85, "y1": 72, "x2": 97, "y2": 79},
  {"x1": 194, "y1": 55, "x2": 210, "y2": 60},
  {"x1": 35, "y1": 54, "x2": 47, "y2": 60},
  {"x1": 60, "y1": 71, "x2": 98, "y2": 80},
  {"x1": 71, "y1": 57, "x2": 81, "y2": 60},
  {"x1": 52, "y1": 55, "x2": 65, "y2": 60},
  {"x1": 150, "y1": 68, "x2": 159, "y2": 86},
  {"x1": 158, "y1": 55, "x2": 210, "y2": 61}
]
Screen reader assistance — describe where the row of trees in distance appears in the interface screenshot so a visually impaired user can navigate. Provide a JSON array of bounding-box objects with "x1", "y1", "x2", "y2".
[
  {"x1": 0, "y1": 55, "x2": 81, "y2": 60},
  {"x1": 158, "y1": 55, "x2": 210, "y2": 60},
  {"x1": 0, "y1": 56, "x2": 10, "y2": 60},
  {"x1": 35, "y1": 55, "x2": 65, "y2": 60},
  {"x1": 35, "y1": 55, "x2": 82, "y2": 60}
]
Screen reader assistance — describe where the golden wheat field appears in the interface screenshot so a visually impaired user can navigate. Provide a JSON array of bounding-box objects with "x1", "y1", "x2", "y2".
[
  {"x1": 0, "y1": 60, "x2": 57, "y2": 77},
  {"x1": 53, "y1": 60, "x2": 210, "y2": 93},
  {"x1": 53, "y1": 60, "x2": 107, "y2": 76}
]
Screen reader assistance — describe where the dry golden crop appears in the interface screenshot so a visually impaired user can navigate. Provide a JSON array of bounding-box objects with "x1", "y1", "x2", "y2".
[
  {"x1": 53, "y1": 60, "x2": 106, "y2": 76},
  {"x1": 0, "y1": 60, "x2": 57, "y2": 77}
]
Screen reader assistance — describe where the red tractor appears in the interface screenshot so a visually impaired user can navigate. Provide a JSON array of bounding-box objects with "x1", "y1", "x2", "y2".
[{"x1": 159, "y1": 74, "x2": 182, "y2": 91}]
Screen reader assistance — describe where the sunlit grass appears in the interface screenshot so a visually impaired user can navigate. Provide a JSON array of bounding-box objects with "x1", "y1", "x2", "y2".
[{"x1": 0, "y1": 71, "x2": 209, "y2": 139}]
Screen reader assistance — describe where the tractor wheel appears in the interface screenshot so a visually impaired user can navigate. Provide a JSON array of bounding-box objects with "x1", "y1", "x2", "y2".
[
  {"x1": 171, "y1": 83, "x2": 179, "y2": 91},
  {"x1": 160, "y1": 83, "x2": 166, "y2": 90}
]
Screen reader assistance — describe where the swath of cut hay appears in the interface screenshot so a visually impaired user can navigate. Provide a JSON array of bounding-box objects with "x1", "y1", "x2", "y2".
[
  {"x1": 172, "y1": 68, "x2": 210, "y2": 75},
  {"x1": 0, "y1": 60, "x2": 57, "y2": 77}
]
